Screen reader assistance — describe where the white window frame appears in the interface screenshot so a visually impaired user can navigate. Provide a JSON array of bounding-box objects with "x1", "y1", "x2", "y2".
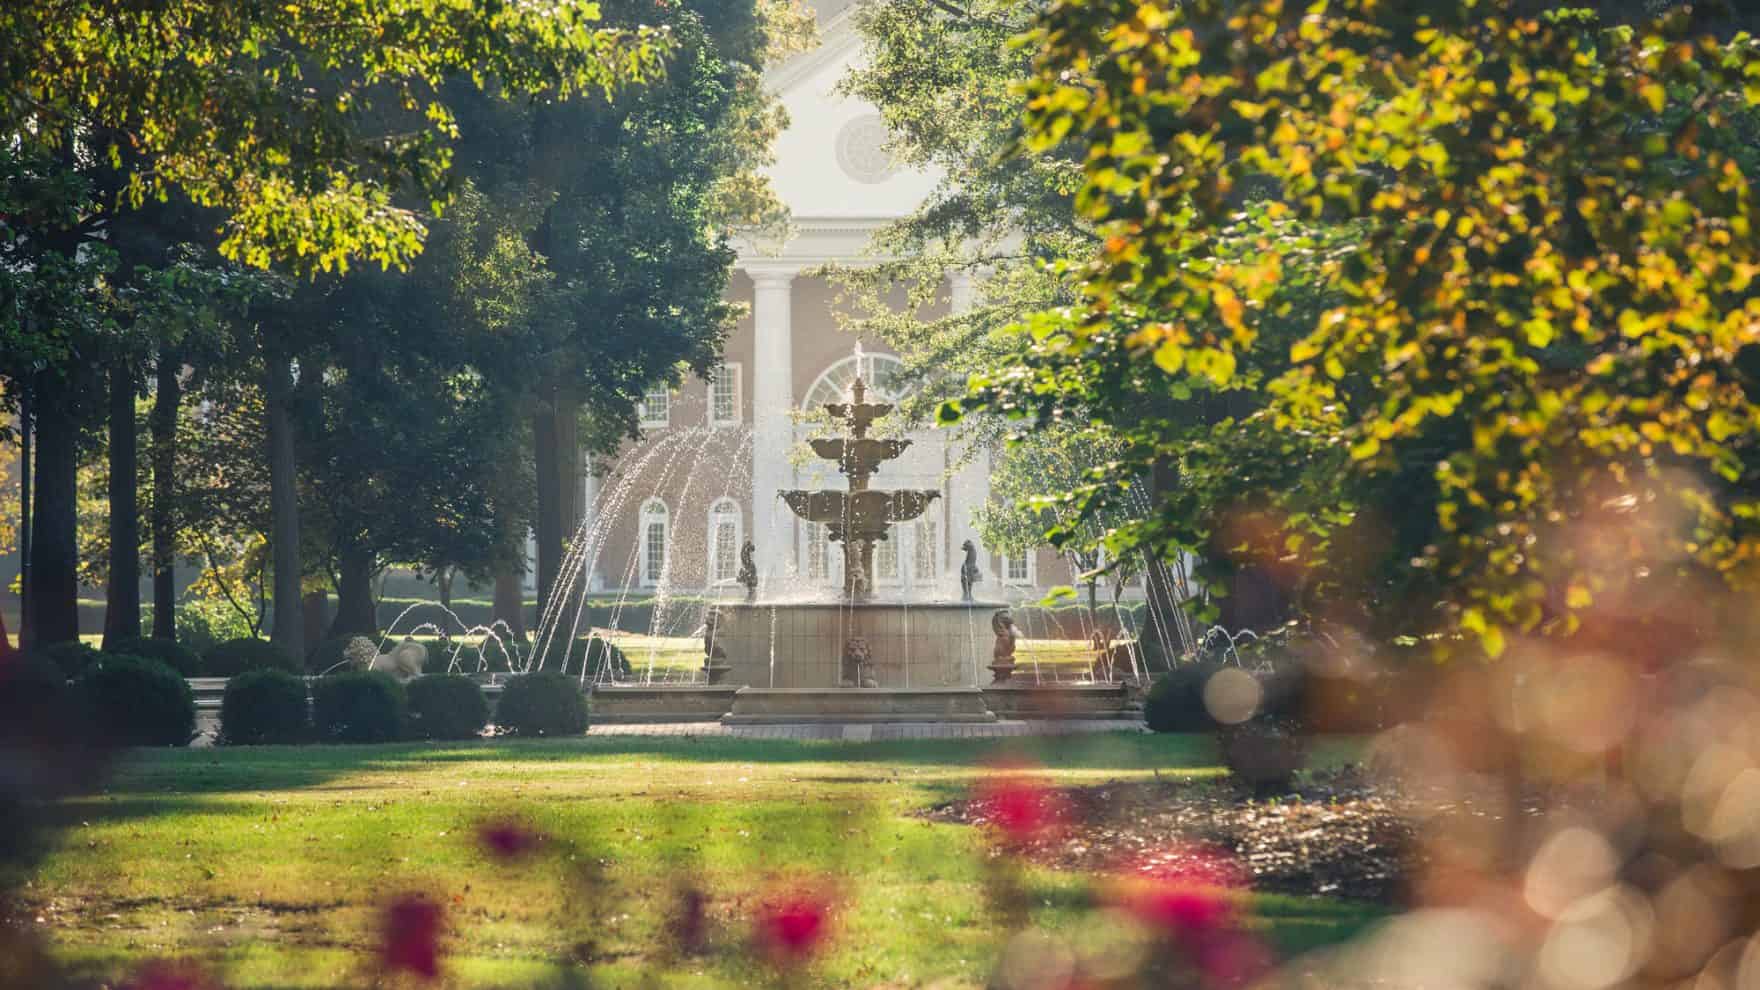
[
  {"x1": 707, "y1": 498, "x2": 742, "y2": 586},
  {"x1": 639, "y1": 498, "x2": 669, "y2": 587},
  {"x1": 874, "y1": 531, "x2": 901, "y2": 587},
  {"x1": 639, "y1": 385, "x2": 671, "y2": 428},
  {"x1": 709, "y1": 362, "x2": 741, "y2": 428},
  {"x1": 1000, "y1": 550, "x2": 1036, "y2": 587},
  {"x1": 912, "y1": 519, "x2": 938, "y2": 585}
]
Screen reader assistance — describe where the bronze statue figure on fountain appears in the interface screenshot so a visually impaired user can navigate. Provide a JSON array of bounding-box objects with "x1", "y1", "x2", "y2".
[
  {"x1": 736, "y1": 539, "x2": 758, "y2": 600},
  {"x1": 959, "y1": 539, "x2": 981, "y2": 602}
]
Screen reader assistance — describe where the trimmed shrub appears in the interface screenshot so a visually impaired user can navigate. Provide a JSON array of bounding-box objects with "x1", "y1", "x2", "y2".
[
  {"x1": 306, "y1": 634, "x2": 382, "y2": 675},
  {"x1": 202, "y1": 637, "x2": 301, "y2": 678},
  {"x1": 78, "y1": 655, "x2": 196, "y2": 747},
  {"x1": 106, "y1": 637, "x2": 201, "y2": 678},
  {"x1": 26, "y1": 640, "x2": 103, "y2": 679},
  {"x1": 406, "y1": 675, "x2": 489, "y2": 740},
  {"x1": 1143, "y1": 663, "x2": 1225, "y2": 733},
  {"x1": 220, "y1": 670, "x2": 310, "y2": 745},
  {"x1": 533, "y1": 636, "x2": 630, "y2": 680},
  {"x1": 311, "y1": 672, "x2": 406, "y2": 744},
  {"x1": 495, "y1": 672, "x2": 588, "y2": 737},
  {"x1": 1, "y1": 651, "x2": 82, "y2": 745}
]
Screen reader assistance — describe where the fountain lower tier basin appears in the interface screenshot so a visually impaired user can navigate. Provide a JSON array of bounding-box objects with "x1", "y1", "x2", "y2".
[
  {"x1": 709, "y1": 601, "x2": 1008, "y2": 690},
  {"x1": 721, "y1": 687, "x2": 997, "y2": 724},
  {"x1": 589, "y1": 684, "x2": 742, "y2": 723}
]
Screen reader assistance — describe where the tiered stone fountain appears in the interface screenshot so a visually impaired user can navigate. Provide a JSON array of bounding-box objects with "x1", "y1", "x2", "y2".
[{"x1": 707, "y1": 368, "x2": 1002, "y2": 723}]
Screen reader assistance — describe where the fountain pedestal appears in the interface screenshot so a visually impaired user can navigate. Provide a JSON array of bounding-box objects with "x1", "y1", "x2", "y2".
[
  {"x1": 706, "y1": 601, "x2": 1004, "y2": 690},
  {"x1": 722, "y1": 686, "x2": 996, "y2": 724}
]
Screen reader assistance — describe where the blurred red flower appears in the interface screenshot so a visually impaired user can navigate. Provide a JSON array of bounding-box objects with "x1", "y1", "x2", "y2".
[
  {"x1": 754, "y1": 887, "x2": 833, "y2": 964},
  {"x1": 125, "y1": 960, "x2": 224, "y2": 990},
  {"x1": 476, "y1": 818, "x2": 540, "y2": 861},
  {"x1": 379, "y1": 894, "x2": 445, "y2": 980},
  {"x1": 1112, "y1": 872, "x2": 1271, "y2": 988},
  {"x1": 973, "y1": 768, "x2": 1065, "y2": 846}
]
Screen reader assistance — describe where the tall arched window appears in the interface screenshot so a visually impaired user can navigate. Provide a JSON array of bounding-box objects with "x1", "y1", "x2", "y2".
[
  {"x1": 707, "y1": 498, "x2": 742, "y2": 586},
  {"x1": 639, "y1": 498, "x2": 669, "y2": 587},
  {"x1": 802, "y1": 351, "x2": 908, "y2": 410}
]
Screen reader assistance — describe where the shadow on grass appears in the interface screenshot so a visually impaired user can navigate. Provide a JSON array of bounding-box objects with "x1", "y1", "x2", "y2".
[{"x1": 97, "y1": 732, "x2": 1222, "y2": 798}]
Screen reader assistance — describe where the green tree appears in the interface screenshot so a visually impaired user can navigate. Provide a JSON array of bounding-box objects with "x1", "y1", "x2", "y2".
[{"x1": 984, "y1": 0, "x2": 1760, "y2": 655}]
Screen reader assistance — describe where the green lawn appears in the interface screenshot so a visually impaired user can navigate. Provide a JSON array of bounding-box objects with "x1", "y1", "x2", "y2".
[{"x1": 19, "y1": 733, "x2": 1383, "y2": 988}]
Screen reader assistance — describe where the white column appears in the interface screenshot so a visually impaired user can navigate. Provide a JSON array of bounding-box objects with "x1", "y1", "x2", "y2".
[
  {"x1": 748, "y1": 265, "x2": 798, "y2": 585},
  {"x1": 944, "y1": 269, "x2": 994, "y2": 589},
  {"x1": 580, "y1": 453, "x2": 601, "y2": 592}
]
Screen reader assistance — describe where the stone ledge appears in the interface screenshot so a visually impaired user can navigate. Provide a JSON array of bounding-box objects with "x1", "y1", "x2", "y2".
[{"x1": 722, "y1": 686, "x2": 998, "y2": 724}]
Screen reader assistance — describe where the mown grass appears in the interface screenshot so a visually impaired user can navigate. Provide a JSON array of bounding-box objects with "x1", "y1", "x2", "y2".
[{"x1": 21, "y1": 733, "x2": 1384, "y2": 988}]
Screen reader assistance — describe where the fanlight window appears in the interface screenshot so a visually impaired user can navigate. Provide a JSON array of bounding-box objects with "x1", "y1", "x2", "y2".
[
  {"x1": 639, "y1": 499, "x2": 669, "y2": 587},
  {"x1": 708, "y1": 499, "x2": 741, "y2": 584},
  {"x1": 802, "y1": 352, "x2": 908, "y2": 410}
]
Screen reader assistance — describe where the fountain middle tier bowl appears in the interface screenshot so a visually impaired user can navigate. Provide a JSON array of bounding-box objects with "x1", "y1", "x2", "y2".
[
  {"x1": 779, "y1": 489, "x2": 940, "y2": 527},
  {"x1": 807, "y1": 437, "x2": 912, "y2": 469},
  {"x1": 706, "y1": 600, "x2": 1009, "y2": 691}
]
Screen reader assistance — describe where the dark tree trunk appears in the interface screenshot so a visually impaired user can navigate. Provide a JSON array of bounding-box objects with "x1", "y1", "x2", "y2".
[
  {"x1": 26, "y1": 379, "x2": 80, "y2": 646},
  {"x1": 301, "y1": 591, "x2": 328, "y2": 647},
  {"x1": 264, "y1": 355, "x2": 305, "y2": 661},
  {"x1": 16, "y1": 390, "x2": 31, "y2": 652},
  {"x1": 102, "y1": 365, "x2": 142, "y2": 648},
  {"x1": 1142, "y1": 457, "x2": 1187, "y2": 667},
  {"x1": 149, "y1": 356, "x2": 179, "y2": 641},
  {"x1": 533, "y1": 399, "x2": 561, "y2": 610},
  {"x1": 555, "y1": 385, "x2": 581, "y2": 545},
  {"x1": 328, "y1": 551, "x2": 378, "y2": 638},
  {"x1": 492, "y1": 570, "x2": 527, "y2": 641},
  {"x1": 436, "y1": 566, "x2": 453, "y2": 611},
  {"x1": 0, "y1": 608, "x2": 12, "y2": 662}
]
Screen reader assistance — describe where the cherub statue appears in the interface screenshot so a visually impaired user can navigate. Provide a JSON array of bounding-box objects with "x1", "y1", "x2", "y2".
[
  {"x1": 988, "y1": 610, "x2": 1018, "y2": 684},
  {"x1": 991, "y1": 609, "x2": 1017, "y2": 662},
  {"x1": 959, "y1": 539, "x2": 982, "y2": 602},
  {"x1": 736, "y1": 539, "x2": 758, "y2": 600}
]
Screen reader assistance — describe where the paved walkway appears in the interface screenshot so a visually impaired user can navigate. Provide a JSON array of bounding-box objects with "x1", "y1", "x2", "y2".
[
  {"x1": 192, "y1": 714, "x2": 1141, "y2": 746},
  {"x1": 586, "y1": 719, "x2": 1143, "y2": 741}
]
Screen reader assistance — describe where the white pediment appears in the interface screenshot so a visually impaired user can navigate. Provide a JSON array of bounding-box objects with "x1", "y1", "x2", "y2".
[{"x1": 760, "y1": 10, "x2": 941, "y2": 223}]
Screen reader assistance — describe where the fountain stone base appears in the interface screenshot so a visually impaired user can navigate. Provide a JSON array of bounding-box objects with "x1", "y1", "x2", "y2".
[
  {"x1": 722, "y1": 686, "x2": 997, "y2": 724},
  {"x1": 708, "y1": 600, "x2": 1007, "y2": 691}
]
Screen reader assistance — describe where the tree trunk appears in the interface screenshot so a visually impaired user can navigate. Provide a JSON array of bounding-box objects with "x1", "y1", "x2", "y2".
[
  {"x1": 328, "y1": 551, "x2": 378, "y2": 638},
  {"x1": 436, "y1": 567, "x2": 453, "y2": 611},
  {"x1": 149, "y1": 356, "x2": 180, "y2": 641},
  {"x1": 533, "y1": 399, "x2": 561, "y2": 610},
  {"x1": 556, "y1": 384, "x2": 581, "y2": 546},
  {"x1": 26, "y1": 379, "x2": 80, "y2": 646},
  {"x1": 102, "y1": 365, "x2": 142, "y2": 648},
  {"x1": 0, "y1": 607, "x2": 12, "y2": 662},
  {"x1": 1141, "y1": 457, "x2": 1186, "y2": 668},
  {"x1": 301, "y1": 591, "x2": 328, "y2": 647},
  {"x1": 264, "y1": 355, "x2": 305, "y2": 660},
  {"x1": 492, "y1": 570, "x2": 527, "y2": 641},
  {"x1": 16, "y1": 389, "x2": 32, "y2": 652}
]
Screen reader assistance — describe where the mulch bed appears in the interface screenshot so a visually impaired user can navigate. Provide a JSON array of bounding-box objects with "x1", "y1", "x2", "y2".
[{"x1": 920, "y1": 767, "x2": 1415, "y2": 904}]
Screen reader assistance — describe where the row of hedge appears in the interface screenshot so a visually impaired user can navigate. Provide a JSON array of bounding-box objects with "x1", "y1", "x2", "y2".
[
  {"x1": 2, "y1": 651, "x2": 592, "y2": 749},
  {"x1": 24, "y1": 637, "x2": 303, "y2": 681},
  {"x1": 221, "y1": 670, "x2": 589, "y2": 744}
]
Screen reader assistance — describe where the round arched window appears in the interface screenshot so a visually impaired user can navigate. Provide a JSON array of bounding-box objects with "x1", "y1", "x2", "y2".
[{"x1": 802, "y1": 352, "x2": 908, "y2": 410}]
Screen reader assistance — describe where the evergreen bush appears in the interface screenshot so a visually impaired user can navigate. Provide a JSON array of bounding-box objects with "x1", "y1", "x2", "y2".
[
  {"x1": 78, "y1": 655, "x2": 197, "y2": 747},
  {"x1": 406, "y1": 675, "x2": 489, "y2": 740},
  {"x1": 219, "y1": 670, "x2": 310, "y2": 745},
  {"x1": 495, "y1": 672, "x2": 588, "y2": 737},
  {"x1": 1143, "y1": 663, "x2": 1225, "y2": 733},
  {"x1": 311, "y1": 672, "x2": 407, "y2": 743},
  {"x1": 0, "y1": 651, "x2": 82, "y2": 745},
  {"x1": 26, "y1": 640, "x2": 103, "y2": 679},
  {"x1": 533, "y1": 636, "x2": 630, "y2": 680},
  {"x1": 202, "y1": 637, "x2": 302, "y2": 678},
  {"x1": 106, "y1": 637, "x2": 202, "y2": 678}
]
